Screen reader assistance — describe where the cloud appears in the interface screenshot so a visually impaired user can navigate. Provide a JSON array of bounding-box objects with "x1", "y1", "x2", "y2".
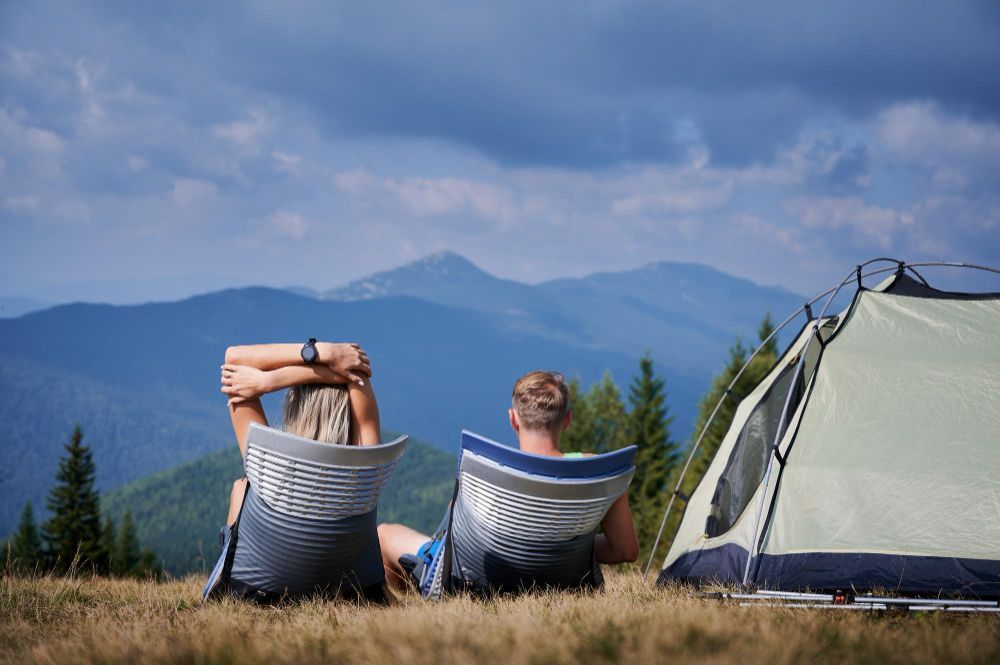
[
  {"x1": 0, "y1": 2, "x2": 998, "y2": 296},
  {"x1": 611, "y1": 180, "x2": 733, "y2": 217},
  {"x1": 0, "y1": 107, "x2": 64, "y2": 154},
  {"x1": 213, "y1": 108, "x2": 274, "y2": 153},
  {"x1": 127, "y1": 155, "x2": 148, "y2": 172},
  {"x1": 876, "y1": 101, "x2": 1000, "y2": 193},
  {"x1": 270, "y1": 210, "x2": 309, "y2": 239},
  {"x1": 271, "y1": 150, "x2": 301, "y2": 174},
  {"x1": 334, "y1": 169, "x2": 518, "y2": 222},
  {"x1": 785, "y1": 197, "x2": 913, "y2": 249},
  {"x1": 169, "y1": 178, "x2": 218, "y2": 208},
  {"x1": 3, "y1": 196, "x2": 39, "y2": 211}
]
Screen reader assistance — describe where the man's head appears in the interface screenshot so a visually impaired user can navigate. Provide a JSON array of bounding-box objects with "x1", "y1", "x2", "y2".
[{"x1": 509, "y1": 370, "x2": 572, "y2": 441}]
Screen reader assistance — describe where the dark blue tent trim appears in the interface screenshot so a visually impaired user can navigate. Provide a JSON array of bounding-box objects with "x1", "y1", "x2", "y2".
[
  {"x1": 460, "y1": 430, "x2": 636, "y2": 478},
  {"x1": 754, "y1": 552, "x2": 1000, "y2": 597},
  {"x1": 657, "y1": 543, "x2": 749, "y2": 586}
]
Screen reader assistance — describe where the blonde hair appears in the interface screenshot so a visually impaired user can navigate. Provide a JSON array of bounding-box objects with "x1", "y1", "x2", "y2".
[
  {"x1": 512, "y1": 370, "x2": 569, "y2": 431},
  {"x1": 282, "y1": 384, "x2": 353, "y2": 444}
]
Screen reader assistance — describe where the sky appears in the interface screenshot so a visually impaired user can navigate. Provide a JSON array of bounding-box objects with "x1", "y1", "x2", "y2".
[{"x1": 1, "y1": 1, "x2": 999, "y2": 302}]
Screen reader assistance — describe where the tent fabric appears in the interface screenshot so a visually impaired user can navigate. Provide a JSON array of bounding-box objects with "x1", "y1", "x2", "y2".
[
  {"x1": 883, "y1": 272, "x2": 1000, "y2": 300},
  {"x1": 659, "y1": 271, "x2": 1000, "y2": 596},
  {"x1": 761, "y1": 291, "x2": 1000, "y2": 558}
]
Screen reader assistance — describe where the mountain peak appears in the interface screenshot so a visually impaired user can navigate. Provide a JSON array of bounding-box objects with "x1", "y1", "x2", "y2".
[
  {"x1": 323, "y1": 251, "x2": 491, "y2": 302},
  {"x1": 404, "y1": 250, "x2": 482, "y2": 274}
]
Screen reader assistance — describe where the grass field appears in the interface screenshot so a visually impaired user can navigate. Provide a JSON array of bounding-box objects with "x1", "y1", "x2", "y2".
[{"x1": 2, "y1": 571, "x2": 998, "y2": 665}]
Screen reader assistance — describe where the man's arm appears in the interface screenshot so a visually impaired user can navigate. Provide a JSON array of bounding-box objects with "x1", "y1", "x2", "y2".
[{"x1": 594, "y1": 493, "x2": 640, "y2": 564}]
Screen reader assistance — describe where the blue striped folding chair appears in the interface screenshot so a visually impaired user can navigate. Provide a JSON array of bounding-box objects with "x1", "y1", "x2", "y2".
[
  {"x1": 204, "y1": 422, "x2": 407, "y2": 603},
  {"x1": 419, "y1": 430, "x2": 636, "y2": 599}
]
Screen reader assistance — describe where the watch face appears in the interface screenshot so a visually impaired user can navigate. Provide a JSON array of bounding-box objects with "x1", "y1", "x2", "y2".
[{"x1": 302, "y1": 344, "x2": 317, "y2": 363}]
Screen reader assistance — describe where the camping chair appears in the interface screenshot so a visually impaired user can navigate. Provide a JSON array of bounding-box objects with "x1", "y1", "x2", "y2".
[
  {"x1": 418, "y1": 430, "x2": 636, "y2": 599},
  {"x1": 204, "y1": 422, "x2": 407, "y2": 603}
]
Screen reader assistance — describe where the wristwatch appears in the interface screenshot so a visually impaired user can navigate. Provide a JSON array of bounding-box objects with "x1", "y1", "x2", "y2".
[{"x1": 301, "y1": 338, "x2": 319, "y2": 363}]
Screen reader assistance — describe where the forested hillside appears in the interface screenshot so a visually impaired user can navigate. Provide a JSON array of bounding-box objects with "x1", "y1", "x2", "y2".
[{"x1": 103, "y1": 434, "x2": 455, "y2": 574}]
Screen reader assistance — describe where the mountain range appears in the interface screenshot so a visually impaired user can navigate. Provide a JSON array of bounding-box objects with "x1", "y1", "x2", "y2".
[{"x1": 0, "y1": 252, "x2": 803, "y2": 538}]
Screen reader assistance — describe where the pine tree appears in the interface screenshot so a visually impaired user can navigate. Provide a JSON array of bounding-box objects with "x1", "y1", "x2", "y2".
[
  {"x1": 682, "y1": 340, "x2": 749, "y2": 495},
  {"x1": 100, "y1": 515, "x2": 116, "y2": 575},
  {"x1": 758, "y1": 311, "x2": 779, "y2": 357},
  {"x1": 587, "y1": 371, "x2": 628, "y2": 454},
  {"x1": 626, "y1": 353, "x2": 678, "y2": 549},
  {"x1": 6, "y1": 502, "x2": 43, "y2": 574},
  {"x1": 114, "y1": 511, "x2": 141, "y2": 577},
  {"x1": 561, "y1": 376, "x2": 596, "y2": 453},
  {"x1": 642, "y1": 313, "x2": 785, "y2": 565},
  {"x1": 134, "y1": 547, "x2": 161, "y2": 580},
  {"x1": 562, "y1": 372, "x2": 630, "y2": 455},
  {"x1": 42, "y1": 425, "x2": 104, "y2": 574}
]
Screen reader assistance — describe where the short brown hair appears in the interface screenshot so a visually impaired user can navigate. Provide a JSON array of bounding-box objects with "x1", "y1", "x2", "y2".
[{"x1": 512, "y1": 370, "x2": 570, "y2": 431}]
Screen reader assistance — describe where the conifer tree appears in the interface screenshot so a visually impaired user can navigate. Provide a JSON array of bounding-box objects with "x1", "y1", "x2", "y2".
[
  {"x1": 682, "y1": 341, "x2": 748, "y2": 495},
  {"x1": 626, "y1": 353, "x2": 678, "y2": 548},
  {"x1": 42, "y1": 425, "x2": 104, "y2": 573},
  {"x1": 134, "y1": 547, "x2": 161, "y2": 580},
  {"x1": 587, "y1": 371, "x2": 628, "y2": 454},
  {"x1": 561, "y1": 377, "x2": 596, "y2": 453},
  {"x1": 100, "y1": 515, "x2": 116, "y2": 575},
  {"x1": 641, "y1": 313, "x2": 786, "y2": 565},
  {"x1": 758, "y1": 311, "x2": 779, "y2": 357},
  {"x1": 114, "y1": 511, "x2": 141, "y2": 576},
  {"x1": 6, "y1": 502, "x2": 43, "y2": 574}
]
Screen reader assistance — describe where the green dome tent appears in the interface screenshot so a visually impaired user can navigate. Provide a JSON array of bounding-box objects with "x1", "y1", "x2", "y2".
[{"x1": 649, "y1": 260, "x2": 1000, "y2": 599}]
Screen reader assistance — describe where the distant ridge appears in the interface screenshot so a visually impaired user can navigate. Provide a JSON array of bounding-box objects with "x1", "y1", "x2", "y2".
[{"x1": 323, "y1": 251, "x2": 804, "y2": 374}]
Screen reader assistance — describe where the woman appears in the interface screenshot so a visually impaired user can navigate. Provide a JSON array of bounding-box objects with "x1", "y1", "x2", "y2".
[
  {"x1": 219, "y1": 340, "x2": 379, "y2": 523},
  {"x1": 207, "y1": 340, "x2": 383, "y2": 601}
]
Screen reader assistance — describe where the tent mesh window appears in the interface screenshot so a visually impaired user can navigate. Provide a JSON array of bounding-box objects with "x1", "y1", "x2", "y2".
[{"x1": 706, "y1": 363, "x2": 803, "y2": 538}]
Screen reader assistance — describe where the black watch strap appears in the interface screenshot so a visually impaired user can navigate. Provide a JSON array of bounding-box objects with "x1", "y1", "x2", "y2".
[{"x1": 301, "y1": 338, "x2": 318, "y2": 364}]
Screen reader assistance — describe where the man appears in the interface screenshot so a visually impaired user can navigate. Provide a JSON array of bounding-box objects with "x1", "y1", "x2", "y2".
[{"x1": 378, "y1": 370, "x2": 639, "y2": 592}]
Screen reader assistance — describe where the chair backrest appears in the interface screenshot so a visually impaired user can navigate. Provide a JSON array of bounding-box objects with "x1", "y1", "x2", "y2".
[
  {"x1": 226, "y1": 423, "x2": 407, "y2": 598},
  {"x1": 444, "y1": 430, "x2": 636, "y2": 594},
  {"x1": 244, "y1": 422, "x2": 407, "y2": 520}
]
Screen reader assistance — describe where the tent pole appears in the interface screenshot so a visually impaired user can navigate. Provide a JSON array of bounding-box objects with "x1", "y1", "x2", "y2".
[{"x1": 710, "y1": 589, "x2": 1000, "y2": 610}]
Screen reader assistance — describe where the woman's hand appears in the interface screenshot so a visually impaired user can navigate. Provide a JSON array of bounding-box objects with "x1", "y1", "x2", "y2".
[
  {"x1": 221, "y1": 364, "x2": 273, "y2": 405},
  {"x1": 318, "y1": 342, "x2": 372, "y2": 384}
]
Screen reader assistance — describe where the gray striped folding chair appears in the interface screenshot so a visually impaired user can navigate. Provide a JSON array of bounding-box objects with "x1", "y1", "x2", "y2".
[
  {"x1": 204, "y1": 422, "x2": 407, "y2": 603},
  {"x1": 420, "y1": 430, "x2": 636, "y2": 599}
]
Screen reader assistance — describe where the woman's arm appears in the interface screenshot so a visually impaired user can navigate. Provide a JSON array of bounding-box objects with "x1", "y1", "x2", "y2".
[
  {"x1": 222, "y1": 363, "x2": 382, "y2": 450},
  {"x1": 595, "y1": 493, "x2": 640, "y2": 564},
  {"x1": 224, "y1": 342, "x2": 372, "y2": 383},
  {"x1": 347, "y1": 380, "x2": 381, "y2": 446},
  {"x1": 222, "y1": 363, "x2": 353, "y2": 454},
  {"x1": 222, "y1": 363, "x2": 352, "y2": 404}
]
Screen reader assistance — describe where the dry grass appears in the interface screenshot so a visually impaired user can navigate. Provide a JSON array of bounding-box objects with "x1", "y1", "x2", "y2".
[{"x1": 1, "y1": 571, "x2": 998, "y2": 665}]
